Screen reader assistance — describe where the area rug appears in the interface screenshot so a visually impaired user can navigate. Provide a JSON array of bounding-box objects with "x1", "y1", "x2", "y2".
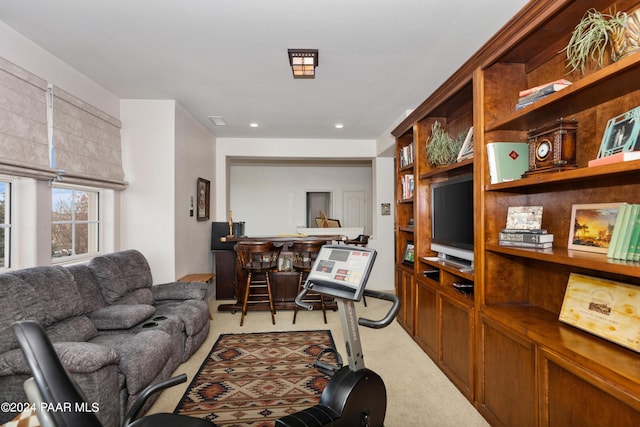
[{"x1": 174, "y1": 330, "x2": 336, "y2": 426}]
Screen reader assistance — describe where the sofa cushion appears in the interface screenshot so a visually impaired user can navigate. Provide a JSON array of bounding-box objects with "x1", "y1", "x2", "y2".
[
  {"x1": 10, "y1": 266, "x2": 84, "y2": 326},
  {"x1": 90, "y1": 330, "x2": 172, "y2": 395},
  {"x1": 46, "y1": 315, "x2": 98, "y2": 343},
  {"x1": 0, "y1": 275, "x2": 46, "y2": 354},
  {"x1": 114, "y1": 288, "x2": 154, "y2": 306},
  {"x1": 89, "y1": 305, "x2": 155, "y2": 330},
  {"x1": 67, "y1": 264, "x2": 106, "y2": 313},
  {"x1": 155, "y1": 300, "x2": 210, "y2": 336},
  {"x1": 89, "y1": 250, "x2": 154, "y2": 305}
]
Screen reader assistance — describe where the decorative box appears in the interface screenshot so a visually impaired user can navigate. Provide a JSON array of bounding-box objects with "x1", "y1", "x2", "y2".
[{"x1": 523, "y1": 118, "x2": 578, "y2": 176}]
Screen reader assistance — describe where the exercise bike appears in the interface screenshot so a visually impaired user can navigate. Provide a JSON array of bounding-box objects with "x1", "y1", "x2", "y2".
[{"x1": 276, "y1": 245, "x2": 400, "y2": 427}]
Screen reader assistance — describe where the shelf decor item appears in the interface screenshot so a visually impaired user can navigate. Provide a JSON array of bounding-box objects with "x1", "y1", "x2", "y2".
[
  {"x1": 505, "y1": 206, "x2": 543, "y2": 230},
  {"x1": 402, "y1": 240, "x2": 415, "y2": 265},
  {"x1": 426, "y1": 121, "x2": 460, "y2": 166},
  {"x1": 559, "y1": 273, "x2": 640, "y2": 352},
  {"x1": 568, "y1": 203, "x2": 622, "y2": 253},
  {"x1": 562, "y1": 8, "x2": 635, "y2": 74},
  {"x1": 523, "y1": 118, "x2": 578, "y2": 176},
  {"x1": 457, "y1": 127, "x2": 474, "y2": 162},
  {"x1": 596, "y1": 106, "x2": 640, "y2": 158}
]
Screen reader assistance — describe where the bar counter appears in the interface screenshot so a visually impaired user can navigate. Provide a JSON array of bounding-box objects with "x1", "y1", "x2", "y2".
[{"x1": 216, "y1": 234, "x2": 345, "y2": 314}]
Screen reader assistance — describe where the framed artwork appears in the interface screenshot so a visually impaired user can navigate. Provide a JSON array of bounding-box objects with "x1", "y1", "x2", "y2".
[
  {"x1": 402, "y1": 241, "x2": 415, "y2": 265},
  {"x1": 196, "y1": 177, "x2": 210, "y2": 221},
  {"x1": 457, "y1": 127, "x2": 474, "y2": 161},
  {"x1": 596, "y1": 107, "x2": 640, "y2": 158},
  {"x1": 568, "y1": 203, "x2": 623, "y2": 253}
]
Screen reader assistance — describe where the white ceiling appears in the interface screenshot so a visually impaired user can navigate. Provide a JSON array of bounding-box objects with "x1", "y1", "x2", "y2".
[{"x1": 0, "y1": 0, "x2": 529, "y2": 140}]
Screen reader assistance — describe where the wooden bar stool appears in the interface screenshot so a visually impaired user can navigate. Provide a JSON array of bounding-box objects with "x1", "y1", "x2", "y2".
[
  {"x1": 235, "y1": 241, "x2": 281, "y2": 326},
  {"x1": 291, "y1": 240, "x2": 328, "y2": 324}
]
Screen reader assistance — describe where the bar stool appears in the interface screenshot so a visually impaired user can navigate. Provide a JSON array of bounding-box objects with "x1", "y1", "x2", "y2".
[
  {"x1": 291, "y1": 240, "x2": 328, "y2": 324},
  {"x1": 235, "y1": 241, "x2": 281, "y2": 326}
]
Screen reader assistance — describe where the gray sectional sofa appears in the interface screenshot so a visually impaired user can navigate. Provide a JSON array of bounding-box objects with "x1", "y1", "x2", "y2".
[{"x1": 0, "y1": 249, "x2": 211, "y2": 427}]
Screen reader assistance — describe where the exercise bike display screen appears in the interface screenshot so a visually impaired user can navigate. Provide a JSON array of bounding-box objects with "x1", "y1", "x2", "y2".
[{"x1": 304, "y1": 245, "x2": 377, "y2": 301}]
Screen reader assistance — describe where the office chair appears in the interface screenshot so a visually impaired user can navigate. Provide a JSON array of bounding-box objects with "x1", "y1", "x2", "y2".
[{"x1": 12, "y1": 320, "x2": 215, "y2": 427}]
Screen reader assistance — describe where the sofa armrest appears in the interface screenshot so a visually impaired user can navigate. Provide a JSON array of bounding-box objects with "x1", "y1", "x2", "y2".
[
  {"x1": 152, "y1": 282, "x2": 207, "y2": 301},
  {"x1": 88, "y1": 304, "x2": 156, "y2": 330},
  {"x1": 0, "y1": 341, "x2": 119, "y2": 376}
]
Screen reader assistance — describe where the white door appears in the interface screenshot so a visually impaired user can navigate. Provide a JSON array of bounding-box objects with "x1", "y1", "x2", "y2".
[{"x1": 343, "y1": 190, "x2": 367, "y2": 232}]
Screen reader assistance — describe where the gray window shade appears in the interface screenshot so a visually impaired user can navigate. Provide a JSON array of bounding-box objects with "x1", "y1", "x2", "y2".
[
  {"x1": 0, "y1": 57, "x2": 127, "y2": 189},
  {"x1": 0, "y1": 57, "x2": 54, "y2": 180},
  {"x1": 52, "y1": 86, "x2": 126, "y2": 189}
]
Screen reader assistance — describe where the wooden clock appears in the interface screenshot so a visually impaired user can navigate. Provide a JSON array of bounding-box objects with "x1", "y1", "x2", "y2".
[{"x1": 523, "y1": 118, "x2": 578, "y2": 176}]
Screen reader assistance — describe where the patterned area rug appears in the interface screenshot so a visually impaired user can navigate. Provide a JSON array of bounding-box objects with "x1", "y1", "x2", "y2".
[{"x1": 174, "y1": 330, "x2": 336, "y2": 426}]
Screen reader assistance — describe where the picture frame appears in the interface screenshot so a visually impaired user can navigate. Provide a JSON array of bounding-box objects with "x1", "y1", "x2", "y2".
[
  {"x1": 457, "y1": 127, "x2": 474, "y2": 162},
  {"x1": 505, "y1": 206, "x2": 543, "y2": 230},
  {"x1": 596, "y1": 107, "x2": 640, "y2": 158},
  {"x1": 402, "y1": 240, "x2": 415, "y2": 265},
  {"x1": 196, "y1": 177, "x2": 210, "y2": 221},
  {"x1": 315, "y1": 217, "x2": 341, "y2": 228},
  {"x1": 568, "y1": 203, "x2": 623, "y2": 253}
]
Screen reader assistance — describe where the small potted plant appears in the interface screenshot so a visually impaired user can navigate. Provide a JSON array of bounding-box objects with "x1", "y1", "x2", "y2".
[
  {"x1": 426, "y1": 121, "x2": 462, "y2": 167},
  {"x1": 564, "y1": 8, "x2": 640, "y2": 74}
]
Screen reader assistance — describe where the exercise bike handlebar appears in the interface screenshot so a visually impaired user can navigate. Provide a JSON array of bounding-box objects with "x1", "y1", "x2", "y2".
[
  {"x1": 295, "y1": 288, "x2": 400, "y2": 329},
  {"x1": 357, "y1": 289, "x2": 400, "y2": 329}
]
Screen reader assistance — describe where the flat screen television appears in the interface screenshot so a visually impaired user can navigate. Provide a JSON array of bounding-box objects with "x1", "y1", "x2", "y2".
[{"x1": 430, "y1": 174, "x2": 474, "y2": 267}]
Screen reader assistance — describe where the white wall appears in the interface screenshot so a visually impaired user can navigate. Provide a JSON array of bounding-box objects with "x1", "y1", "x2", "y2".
[
  {"x1": 215, "y1": 137, "x2": 395, "y2": 292},
  {"x1": 120, "y1": 100, "x2": 176, "y2": 282},
  {"x1": 174, "y1": 104, "x2": 216, "y2": 279},
  {"x1": 230, "y1": 162, "x2": 371, "y2": 235}
]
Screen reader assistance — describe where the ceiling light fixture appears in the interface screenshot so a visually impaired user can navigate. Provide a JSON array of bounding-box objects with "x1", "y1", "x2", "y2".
[
  {"x1": 249, "y1": 123, "x2": 259, "y2": 128},
  {"x1": 288, "y1": 49, "x2": 318, "y2": 79},
  {"x1": 208, "y1": 115, "x2": 227, "y2": 126},
  {"x1": 334, "y1": 123, "x2": 344, "y2": 129}
]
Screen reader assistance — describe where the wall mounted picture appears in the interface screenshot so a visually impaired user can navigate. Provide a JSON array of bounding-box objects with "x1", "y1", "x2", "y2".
[
  {"x1": 568, "y1": 203, "x2": 622, "y2": 253},
  {"x1": 402, "y1": 241, "x2": 415, "y2": 265},
  {"x1": 197, "y1": 177, "x2": 210, "y2": 221}
]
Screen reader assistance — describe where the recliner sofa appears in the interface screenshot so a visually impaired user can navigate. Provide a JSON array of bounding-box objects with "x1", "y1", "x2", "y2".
[{"x1": 0, "y1": 249, "x2": 211, "y2": 427}]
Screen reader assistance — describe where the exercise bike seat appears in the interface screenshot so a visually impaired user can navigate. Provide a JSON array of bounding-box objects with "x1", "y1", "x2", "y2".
[{"x1": 276, "y1": 404, "x2": 340, "y2": 427}]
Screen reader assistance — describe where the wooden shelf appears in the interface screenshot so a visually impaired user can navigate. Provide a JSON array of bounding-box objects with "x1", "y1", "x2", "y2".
[
  {"x1": 419, "y1": 158, "x2": 473, "y2": 180},
  {"x1": 486, "y1": 245, "x2": 640, "y2": 279},
  {"x1": 481, "y1": 304, "x2": 640, "y2": 410},
  {"x1": 486, "y1": 53, "x2": 640, "y2": 133}
]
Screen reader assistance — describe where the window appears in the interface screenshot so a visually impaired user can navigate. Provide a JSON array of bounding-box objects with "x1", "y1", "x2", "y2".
[
  {"x1": 52, "y1": 186, "x2": 100, "y2": 260},
  {"x1": 0, "y1": 180, "x2": 11, "y2": 269}
]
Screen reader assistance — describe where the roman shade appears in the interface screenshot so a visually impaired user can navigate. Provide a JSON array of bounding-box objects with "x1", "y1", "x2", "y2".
[{"x1": 0, "y1": 57, "x2": 127, "y2": 190}]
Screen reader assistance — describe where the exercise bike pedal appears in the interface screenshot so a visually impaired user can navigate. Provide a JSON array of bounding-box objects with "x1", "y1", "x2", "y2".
[{"x1": 313, "y1": 347, "x2": 343, "y2": 377}]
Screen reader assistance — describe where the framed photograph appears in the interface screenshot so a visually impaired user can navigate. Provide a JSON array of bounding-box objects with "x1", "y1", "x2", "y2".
[
  {"x1": 597, "y1": 107, "x2": 640, "y2": 158},
  {"x1": 568, "y1": 203, "x2": 623, "y2": 253},
  {"x1": 402, "y1": 240, "x2": 415, "y2": 265},
  {"x1": 505, "y1": 206, "x2": 543, "y2": 230},
  {"x1": 196, "y1": 177, "x2": 210, "y2": 221},
  {"x1": 457, "y1": 127, "x2": 474, "y2": 161}
]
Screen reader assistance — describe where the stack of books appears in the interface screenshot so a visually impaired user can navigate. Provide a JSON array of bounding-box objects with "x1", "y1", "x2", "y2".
[
  {"x1": 499, "y1": 229, "x2": 553, "y2": 249},
  {"x1": 607, "y1": 204, "x2": 640, "y2": 261},
  {"x1": 399, "y1": 143, "x2": 414, "y2": 168},
  {"x1": 515, "y1": 79, "x2": 572, "y2": 111},
  {"x1": 400, "y1": 174, "x2": 414, "y2": 200}
]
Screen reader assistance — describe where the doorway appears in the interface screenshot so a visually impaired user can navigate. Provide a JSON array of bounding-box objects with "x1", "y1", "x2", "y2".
[{"x1": 306, "y1": 192, "x2": 331, "y2": 227}]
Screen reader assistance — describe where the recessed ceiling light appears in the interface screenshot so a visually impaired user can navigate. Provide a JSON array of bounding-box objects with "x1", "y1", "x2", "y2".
[
  {"x1": 334, "y1": 123, "x2": 344, "y2": 129},
  {"x1": 249, "y1": 123, "x2": 259, "y2": 128},
  {"x1": 208, "y1": 115, "x2": 227, "y2": 126}
]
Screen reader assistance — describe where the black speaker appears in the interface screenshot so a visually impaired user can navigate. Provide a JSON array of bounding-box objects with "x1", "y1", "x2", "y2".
[{"x1": 211, "y1": 221, "x2": 246, "y2": 250}]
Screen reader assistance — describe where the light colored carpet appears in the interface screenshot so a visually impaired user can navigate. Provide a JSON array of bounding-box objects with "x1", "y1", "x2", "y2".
[{"x1": 148, "y1": 296, "x2": 490, "y2": 426}]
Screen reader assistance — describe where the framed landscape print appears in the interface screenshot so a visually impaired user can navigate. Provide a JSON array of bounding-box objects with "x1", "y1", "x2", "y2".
[
  {"x1": 568, "y1": 203, "x2": 622, "y2": 253},
  {"x1": 197, "y1": 177, "x2": 210, "y2": 221}
]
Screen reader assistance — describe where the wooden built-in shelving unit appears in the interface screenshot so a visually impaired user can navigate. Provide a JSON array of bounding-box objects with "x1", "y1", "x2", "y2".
[{"x1": 393, "y1": 0, "x2": 640, "y2": 425}]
